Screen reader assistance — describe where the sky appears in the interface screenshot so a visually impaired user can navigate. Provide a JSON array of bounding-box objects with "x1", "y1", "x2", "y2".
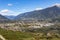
[{"x1": 0, "y1": 0, "x2": 60, "y2": 16}]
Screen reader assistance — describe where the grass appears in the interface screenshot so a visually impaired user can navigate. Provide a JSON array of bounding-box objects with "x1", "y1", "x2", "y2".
[
  {"x1": 0, "y1": 28, "x2": 33, "y2": 40},
  {"x1": 0, "y1": 28, "x2": 60, "y2": 40}
]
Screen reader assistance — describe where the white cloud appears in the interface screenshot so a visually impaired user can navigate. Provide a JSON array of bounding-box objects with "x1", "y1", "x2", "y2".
[
  {"x1": 8, "y1": 4, "x2": 13, "y2": 6},
  {"x1": 0, "y1": 9, "x2": 21, "y2": 16},
  {"x1": 0, "y1": 9, "x2": 9, "y2": 13},
  {"x1": 35, "y1": 8, "x2": 42, "y2": 10}
]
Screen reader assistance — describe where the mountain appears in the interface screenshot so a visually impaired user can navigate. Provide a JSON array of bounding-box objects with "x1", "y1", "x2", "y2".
[
  {"x1": 4, "y1": 16, "x2": 16, "y2": 20},
  {"x1": 0, "y1": 14, "x2": 10, "y2": 23},
  {"x1": 15, "y1": 5, "x2": 60, "y2": 21}
]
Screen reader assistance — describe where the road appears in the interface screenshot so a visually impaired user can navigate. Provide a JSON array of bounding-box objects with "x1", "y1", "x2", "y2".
[{"x1": 0, "y1": 35, "x2": 6, "y2": 40}]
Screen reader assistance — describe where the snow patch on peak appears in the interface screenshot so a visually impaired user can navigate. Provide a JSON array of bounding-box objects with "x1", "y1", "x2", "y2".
[
  {"x1": 54, "y1": 3, "x2": 60, "y2": 7},
  {"x1": 48, "y1": 3, "x2": 60, "y2": 8}
]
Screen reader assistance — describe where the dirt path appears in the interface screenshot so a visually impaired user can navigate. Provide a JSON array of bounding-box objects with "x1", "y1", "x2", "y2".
[{"x1": 0, "y1": 35, "x2": 6, "y2": 40}]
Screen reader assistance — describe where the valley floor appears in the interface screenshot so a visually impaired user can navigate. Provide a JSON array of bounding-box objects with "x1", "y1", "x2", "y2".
[{"x1": 0, "y1": 22, "x2": 60, "y2": 40}]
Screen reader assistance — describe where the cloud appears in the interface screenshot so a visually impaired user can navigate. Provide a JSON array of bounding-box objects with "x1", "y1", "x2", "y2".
[
  {"x1": 35, "y1": 8, "x2": 42, "y2": 10},
  {"x1": 0, "y1": 9, "x2": 9, "y2": 13},
  {"x1": 0, "y1": 9, "x2": 21, "y2": 16},
  {"x1": 8, "y1": 4, "x2": 13, "y2": 6}
]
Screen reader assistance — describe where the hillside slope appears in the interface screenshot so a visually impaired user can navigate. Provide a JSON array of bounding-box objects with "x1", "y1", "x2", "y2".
[
  {"x1": 0, "y1": 14, "x2": 10, "y2": 23},
  {"x1": 15, "y1": 5, "x2": 60, "y2": 21}
]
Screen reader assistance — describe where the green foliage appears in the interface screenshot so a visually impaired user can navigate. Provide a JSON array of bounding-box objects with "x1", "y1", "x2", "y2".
[{"x1": 0, "y1": 28, "x2": 33, "y2": 40}]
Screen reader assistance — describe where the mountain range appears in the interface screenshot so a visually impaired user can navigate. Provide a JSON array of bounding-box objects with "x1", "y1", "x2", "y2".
[
  {"x1": 14, "y1": 5, "x2": 60, "y2": 21},
  {"x1": 0, "y1": 5, "x2": 60, "y2": 22},
  {"x1": 4, "y1": 16, "x2": 15, "y2": 20}
]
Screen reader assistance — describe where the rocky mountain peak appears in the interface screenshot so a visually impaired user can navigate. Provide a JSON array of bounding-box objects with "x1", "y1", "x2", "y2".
[{"x1": 53, "y1": 3, "x2": 60, "y2": 8}]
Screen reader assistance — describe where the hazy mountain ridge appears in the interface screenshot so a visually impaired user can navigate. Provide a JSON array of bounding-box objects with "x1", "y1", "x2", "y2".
[
  {"x1": 0, "y1": 14, "x2": 10, "y2": 23},
  {"x1": 4, "y1": 16, "x2": 16, "y2": 20}
]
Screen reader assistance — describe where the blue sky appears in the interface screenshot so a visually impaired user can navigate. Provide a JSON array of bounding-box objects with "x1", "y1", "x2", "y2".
[{"x1": 0, "y1": 0, "x2": 60, "y2": 16}]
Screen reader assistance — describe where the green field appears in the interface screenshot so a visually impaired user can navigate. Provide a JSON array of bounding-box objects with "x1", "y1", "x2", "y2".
[
  {"x1": 0, "y1": 28, "x2": 33, "y2": 40},
  {"x1": 0, "y1": 28, "x2": 60, "y2": 40}
]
